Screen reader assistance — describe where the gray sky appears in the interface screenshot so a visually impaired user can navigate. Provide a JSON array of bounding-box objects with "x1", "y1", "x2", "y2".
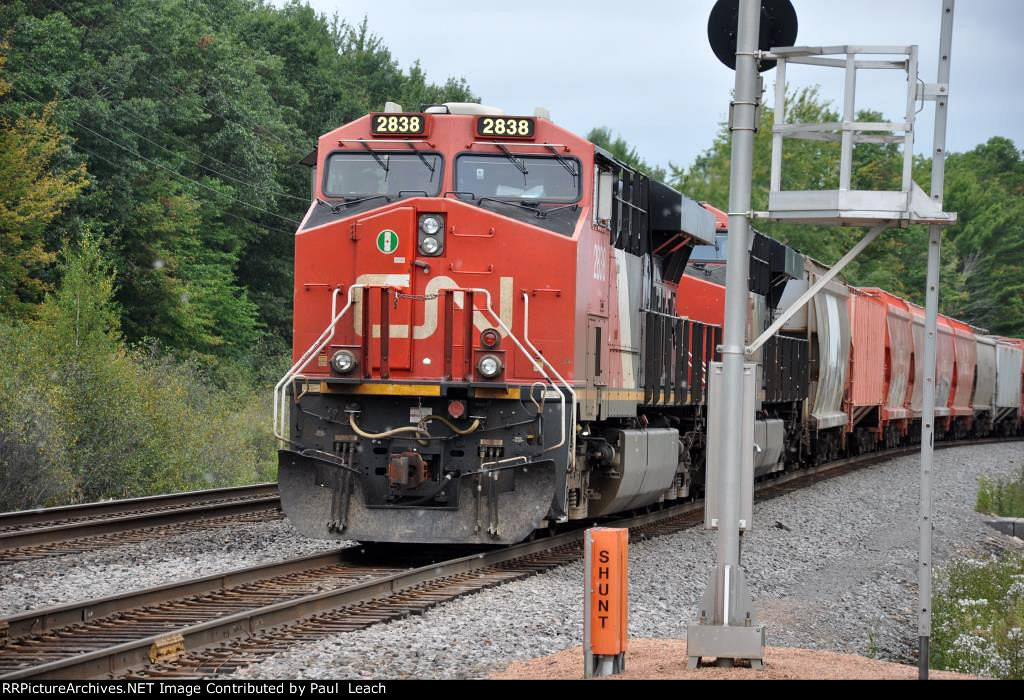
[{"x1": 286, "y1": 0, "x2": 1023, "y2": 171}]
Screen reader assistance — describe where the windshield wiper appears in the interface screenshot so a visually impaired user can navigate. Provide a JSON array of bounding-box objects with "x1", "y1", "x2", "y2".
[
  {"x1": 358, "y1": 141, "x2": 390, "y2": 177},
  {"x1": 538, "y1": 202, "x2": 580, "y2": 219},
  {"x1": 317, "y1": 195, "x2": 392, "y2": 214},
  {"x1": 407, "y1": 143, "x2": 436, "y2": 178},
  {"x1": 342, "y1": 194, "x2": 392, "y2": 208},
  {"x1": 545, "y1": 145, "x2": 578, "y2": 177},
  {"x1": 478, "y1": 197, "x2": 545, "y2": 216},
  {"x1": 478, "y1": 197, "x2": 578, "y2": 220},
  {"x1": 495, "y1": 143, "x2": 528, "y2": 176}
]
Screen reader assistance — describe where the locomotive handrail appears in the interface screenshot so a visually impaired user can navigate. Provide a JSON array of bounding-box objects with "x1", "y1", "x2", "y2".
[
  {"x1": 450, "y1": 286, "x2": 569, "y2": 464},
  {"x1": 275, "y1": 285, "x2": 572, "y2": 472},
  {"x1": 522, "y1": 292, "x2": 576, "y2": 470},
  {"x1": 274, "y1": 284, "x2": 367, "y2": 442},
  {"x1": 331, "y1": 287, "x2": 343, "y2": 321}
]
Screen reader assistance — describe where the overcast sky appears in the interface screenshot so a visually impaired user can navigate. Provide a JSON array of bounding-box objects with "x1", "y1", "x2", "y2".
[{"x1": 282, "y1": 0, "x2": 1023, "y2": 171}]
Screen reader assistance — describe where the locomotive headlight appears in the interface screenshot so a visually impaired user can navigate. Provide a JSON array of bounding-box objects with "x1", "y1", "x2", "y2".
[
  {"x1": 418, "y1": 214, "x2": 445, "y2": 257},
  {"x1": 331, "y1": 350, "x2": 357, "y2": 375},
  {"x1": 419, "y1": 236, "x2": 441, "y2": 255},
  {"x1": 477, "y1": 354, "x2": 503, "y2": 379},
  {"x1": 420, "y1": 215, "x2": 442, "y2": 236}
]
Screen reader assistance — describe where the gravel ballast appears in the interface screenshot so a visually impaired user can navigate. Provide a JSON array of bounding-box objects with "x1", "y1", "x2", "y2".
[
  {"x1": 0, "y1": 520, "x2": 344, "y2": 615},
  {"x1": 228, "y1": 442, "x2": 1022, "y2": 680}
]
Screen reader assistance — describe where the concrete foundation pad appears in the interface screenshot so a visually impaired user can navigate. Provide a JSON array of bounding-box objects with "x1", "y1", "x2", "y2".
[
  {"x1": 686, "y1": 623, "x2": 766, "y2": 668},
  {"x1": 984, "y1": 517, "x2": 1024, "y2": 538}
]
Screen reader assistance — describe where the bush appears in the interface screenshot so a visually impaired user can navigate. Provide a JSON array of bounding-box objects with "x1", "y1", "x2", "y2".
[
  {"x1": 931, "y1": 554, "x2": 1024, "y2": 679},
  {"x1": 0, "y1": 322, "x2": 74, "y2": 508},
  {"x1": 977, "y1": 467, "x2": 1024, "y2": 518},
  {"x1": 0, "y1": 237, "x2": 279, "y2": 511}
]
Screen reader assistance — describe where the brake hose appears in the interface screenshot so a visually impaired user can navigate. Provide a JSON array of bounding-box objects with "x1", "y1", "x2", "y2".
[
  {"x1": 348, "y1": 413, "x2": 430, "y2": 441},
  {"x1": 418, "y1": 414, "x2": 482, "y2": 436}
]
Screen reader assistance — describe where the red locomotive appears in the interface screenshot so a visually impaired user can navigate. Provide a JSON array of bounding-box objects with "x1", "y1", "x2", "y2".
[{"x1": 275, "y1": 103, "x2": 1023, "y2": 545}]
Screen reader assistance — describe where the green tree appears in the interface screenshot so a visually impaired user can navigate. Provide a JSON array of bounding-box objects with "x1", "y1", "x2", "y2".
[
  {"x1": 0, "y1": 234, "x2": 277, "y2": 509},
  {"x1": 587, "y1": 126, "x2": 668, "y2": 182},
  {"x1": 943, "y1": 138, "x2": 1024, "y2": 336},
  {"x1": 0, "y1": 49, "x2": 87, "y2": 318}
]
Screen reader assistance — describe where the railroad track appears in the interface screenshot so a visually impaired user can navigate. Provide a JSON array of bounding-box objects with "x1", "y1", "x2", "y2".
[
  {"x1": 0, "y1": 439, "x2": 1017, "y2": 680},
  {"x1": 0, "y1": 484, "x2": 281, "y2": 563}
]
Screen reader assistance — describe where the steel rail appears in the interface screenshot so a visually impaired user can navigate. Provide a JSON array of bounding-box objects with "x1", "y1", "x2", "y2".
[
  {"x1": 0, "y1": 437, "x2": 1015, "y2": 680},
  {"x1": 1, "y1": 548, "x2": 366, "y2": 641},
  {"x1": 0, "y1": 487, "x2": 280, "y2": 551},
  {"x1": 0, "y1": 484, "x2": 278, "y2": 532}
]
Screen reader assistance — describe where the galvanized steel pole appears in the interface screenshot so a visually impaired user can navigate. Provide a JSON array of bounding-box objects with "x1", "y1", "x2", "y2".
[
  {"x1": 688, "y1": 1, "x2": 766, "y2": 668},
  {"x1": 718, "y1": 0, "x2": 761, "y2": 587},
  {"x1": 919, "y1": 0, "x2": 955, "y2": 681}
]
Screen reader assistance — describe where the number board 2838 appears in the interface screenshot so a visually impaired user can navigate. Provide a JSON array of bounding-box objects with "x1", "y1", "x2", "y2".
[
  {"x1": 370, "y1": 113, "x2": 427, "y2": 136},
  {"x1": 475, "y1": 116, "x2": 536, "y2": 139}
]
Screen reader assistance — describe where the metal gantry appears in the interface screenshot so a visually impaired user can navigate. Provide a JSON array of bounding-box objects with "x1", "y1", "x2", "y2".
[
  {"x1": 690, "y1": 0, "x2": 958, "y2": 676},
  {"x1": 763, "y1": 43, "x2": 953, "y2": 228}
]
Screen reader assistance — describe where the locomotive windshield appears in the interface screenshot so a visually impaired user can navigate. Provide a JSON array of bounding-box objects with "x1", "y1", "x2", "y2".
[
  {"x1": 323, "y1": 152, "x2": 442, "y2": 198},
  {"x1": 455, "y1": 154, "x2": 580, "y2": 202}
]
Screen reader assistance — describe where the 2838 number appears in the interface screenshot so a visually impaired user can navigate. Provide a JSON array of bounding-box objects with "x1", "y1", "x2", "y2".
[
  {"x1": 372, "y1": 114, "x2": 425, "y2": 135},
  {"x1": 477, "y1": 117, "x2": 535, "y2": 138}
]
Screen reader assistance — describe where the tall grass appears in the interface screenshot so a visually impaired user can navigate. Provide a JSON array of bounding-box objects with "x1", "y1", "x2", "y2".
[{"x1": 977, "y1": 467, "x2": 1024, "y2": 518}]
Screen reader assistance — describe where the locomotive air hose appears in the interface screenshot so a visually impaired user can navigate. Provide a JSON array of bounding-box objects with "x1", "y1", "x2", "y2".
[
  {"x1": 417, "y1": 414, "x2": 481, "y2": 436},
  {"x1": 397, "y1": 473, "x2": 455, "y2": 507},
  {"x1": 348, "y1": 414, "x2": 430, "y2": 441}
]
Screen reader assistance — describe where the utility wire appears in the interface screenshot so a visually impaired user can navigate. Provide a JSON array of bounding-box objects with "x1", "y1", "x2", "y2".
[
  {"x1": 69, "y1": 138, "x2": 302, "y2": 237},
  {"x1": 14, "y1": 37, "x2": 252, "y2": 182},
  {"x1": 13, "y1": 54, "x2": 309, "y2": 204},
  {"x1": 11, "y1": 85, "x2": 302, "y2": 226}
]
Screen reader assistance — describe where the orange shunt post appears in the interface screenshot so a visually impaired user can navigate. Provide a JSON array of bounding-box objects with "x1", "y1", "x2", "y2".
[{"x1": 584, "y1": 528, "x2": 628, "y2": 677}]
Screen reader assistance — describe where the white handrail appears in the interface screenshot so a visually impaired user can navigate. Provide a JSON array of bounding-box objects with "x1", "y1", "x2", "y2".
[
  {"x1": 274, "y1": 284, "x2": 366, "y2": 441},
  {"x1": 331, "y1": 287, "x2": 342, "y2": 321},
  {"x1": 274, "y1": 284, "x2": 573, "y2": 470},
  {"x1": 522, "y1": 292, "x2": 577, "y2": 469},
  {"x1": 456, "y1": 287, "x2": 568, "y2": 460}
]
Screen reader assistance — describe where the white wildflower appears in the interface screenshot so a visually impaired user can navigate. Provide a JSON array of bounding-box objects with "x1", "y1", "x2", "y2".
[{"x1": 957, "y1": 598, "x2": 989, "y2": 608}]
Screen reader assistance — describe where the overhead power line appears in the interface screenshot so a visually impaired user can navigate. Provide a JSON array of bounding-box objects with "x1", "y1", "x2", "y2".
[
  {"x1": 68, "y1": 139, "x2": 301, "y2": 238},
  {"x1": 11, "y1": 85, "x2": 302, "y2": 227}
]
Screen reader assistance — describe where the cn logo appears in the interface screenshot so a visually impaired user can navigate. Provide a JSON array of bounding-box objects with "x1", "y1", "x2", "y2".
[{"x1": 353, "y1": 275, "x2": 514, "y2": 340}]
